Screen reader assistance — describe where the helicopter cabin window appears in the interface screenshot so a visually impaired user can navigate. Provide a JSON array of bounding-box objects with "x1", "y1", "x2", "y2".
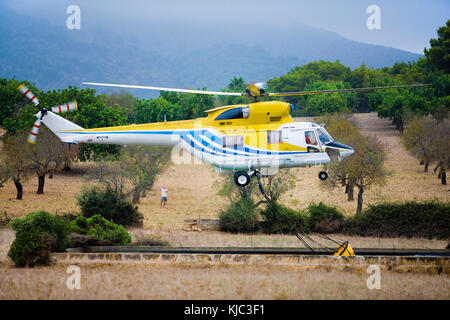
[
  {"x1": 305, "y1": 131, "x2": 317, "y2": 145},
  {"x1": 317, "y1": 128, "x2": 333, "y2": 145},
  {"x1": 222, "y1": 135, "x2": 244, "y2": 148},
  {"x1": 267, "y1": 130, "x2": 282, "y2": 144},
  {"x1": 215, "y1": 107, "x2": 250, "y2": 121}
]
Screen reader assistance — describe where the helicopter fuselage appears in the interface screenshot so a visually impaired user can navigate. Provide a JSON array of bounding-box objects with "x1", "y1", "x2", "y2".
[{"x1": 44, "y1": 101, "x2": 354, "y2": 172}]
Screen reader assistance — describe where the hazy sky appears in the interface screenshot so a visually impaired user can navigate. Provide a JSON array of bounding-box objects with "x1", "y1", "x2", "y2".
[{"x1": 5, "y1": 0, "x2": 449, "y2": 54}]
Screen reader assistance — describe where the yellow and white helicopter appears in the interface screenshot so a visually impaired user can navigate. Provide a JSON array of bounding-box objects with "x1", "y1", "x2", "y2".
[{"x1": 19, "y1": 81, "x2": 428, "y2": 188}]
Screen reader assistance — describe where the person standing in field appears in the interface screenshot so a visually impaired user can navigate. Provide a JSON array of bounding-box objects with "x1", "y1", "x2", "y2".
[{"x1": 160, "y1": 186, "x2": 168, "y2": 208}]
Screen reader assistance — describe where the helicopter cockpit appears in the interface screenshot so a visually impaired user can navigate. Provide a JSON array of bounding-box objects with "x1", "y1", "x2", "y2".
[{"x1": 303, "y1": 124, "x2": 353, "y2": 160}]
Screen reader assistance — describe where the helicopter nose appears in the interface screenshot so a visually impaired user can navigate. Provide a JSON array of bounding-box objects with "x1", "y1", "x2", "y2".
[
  {"x1": 340, "y1": 147, "x2": 354, "y2": 159},
  {"x1": 325, "y1": 141, "x2": 354, "y2": 158}
]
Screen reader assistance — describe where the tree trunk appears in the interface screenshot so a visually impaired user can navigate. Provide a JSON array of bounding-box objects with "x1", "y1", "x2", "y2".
[
  {"x1": 424, "y1": 161, "x2": 429, "y2": 172},
  {"x1": 356, "y1": 187, "x2": 364, "y2": 214},
  {"x1": 346, "y1": 182, "x2": 354, "y2": 201},
  {"x1": 37, "y1": 175, "x2": 45, "y2": 194},
  {"x1": 13, "y1": 178, "x2": 23, "y2": 200},
  {"x1": 433, "y1": 161, "x2": 442, "y2": 174},
  {"x1": 441, "y1": 168, "x2": 447, "y2": 185},
  {"x1": 132, "y1": 190, "x2": 141, "y2": 204}
]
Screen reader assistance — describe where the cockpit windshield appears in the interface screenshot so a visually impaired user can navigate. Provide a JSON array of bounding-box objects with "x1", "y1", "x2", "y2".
[{"x1": 317, "y1": 127, "x2": 333, "y2": 145}]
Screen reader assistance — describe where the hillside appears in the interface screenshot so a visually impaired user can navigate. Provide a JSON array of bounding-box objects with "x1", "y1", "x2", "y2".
[{"x1": 0, "y1": 3, "x2": 422, "y2": 97}]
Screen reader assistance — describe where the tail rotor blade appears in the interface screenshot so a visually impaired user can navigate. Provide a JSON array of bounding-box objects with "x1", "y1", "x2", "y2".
[
  {"x1": 17, "y1": 84, "x2": 40, "y2": 107},
  {"x1": 27, "y1": 119, "x2": 41, "y2": 144},
  {"x1": 51, "y1": 101, "x2": 78, "y2": 114}
]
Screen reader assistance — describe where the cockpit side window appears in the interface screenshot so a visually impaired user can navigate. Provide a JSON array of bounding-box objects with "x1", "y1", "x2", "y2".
[
  {"x1": 317, "y1": 128, "x2": 333, "y2": 144},
  {"x1": 305, "y1": 130, "x2": 317, "y2": 145},
  {"x1": 215, "y1": 107, "x2": 243, "y2": 120}
]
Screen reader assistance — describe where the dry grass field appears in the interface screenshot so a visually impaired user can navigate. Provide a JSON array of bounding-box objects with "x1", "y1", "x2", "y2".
[
  {"x1": 0, "y1": 113, "x2": 449, "y2": 300},
  {"x1": 1, "y1": 263, "x2": 449, "y2": 300}
]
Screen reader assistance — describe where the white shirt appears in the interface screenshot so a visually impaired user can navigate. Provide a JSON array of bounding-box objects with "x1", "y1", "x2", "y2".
[{"x1": 161, "y1": 188, "x2": 167, "y2": 197}]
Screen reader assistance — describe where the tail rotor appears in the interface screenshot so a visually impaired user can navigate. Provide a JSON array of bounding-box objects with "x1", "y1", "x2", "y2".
[
  {"x1": 27, "y1": 119, "x2": 42, "y2": 144},
  {"x1": 17, "y1": 83, "x2": 78, "y2": 144},
  {"x1": 18, "y1": 84, "x2": 40, "y2": 107}
]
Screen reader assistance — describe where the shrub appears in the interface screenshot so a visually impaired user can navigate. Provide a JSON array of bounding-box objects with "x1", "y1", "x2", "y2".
[
  {"x1": 307, "y1": 202, "x2": 344, "y2": 233},
  {"x1": 219, "y1": 197, "x2": 259, "y2": 233},
  {"x1": 8, "y1": 211, "x2": 72, "y2": 267},
  {"x1": 260, "y1": 202, "x2": 309, "y2": 234},
  {"x1": 70, "y1": 214, "x2": 132, "y2": 246},
  {"x1": 131, "y1": 238, "x2": 170, "y2": 247},
  {"x1": 343, "y1": 200, "x2": 450, "y2": 239},
  {"x1": 77, "y1": 187, "x2": 143, "y2": 227}
]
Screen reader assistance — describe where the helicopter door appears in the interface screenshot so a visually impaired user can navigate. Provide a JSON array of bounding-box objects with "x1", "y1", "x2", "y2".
[{"x1": 304, "y1": 130, "x2": 320, "y2": 153}]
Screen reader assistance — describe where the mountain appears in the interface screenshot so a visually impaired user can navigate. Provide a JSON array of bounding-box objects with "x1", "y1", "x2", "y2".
[{"x1": 0, "y1": 3, "x2": 422, "y2": 98}]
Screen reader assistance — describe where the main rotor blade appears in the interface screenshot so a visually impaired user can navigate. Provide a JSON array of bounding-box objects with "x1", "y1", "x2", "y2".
[
  {"x1": 82, "y1": 82, "x2": 243, "y2": 96},
  {"x1": 266, "y1": 83, "x2": 431, "y2": 97}
]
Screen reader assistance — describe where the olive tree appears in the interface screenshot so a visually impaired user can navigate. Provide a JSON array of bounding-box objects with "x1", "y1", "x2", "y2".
[
  {"x1": 2, "y1": 133, "x2": 32, "y2": 199},
  {"x1": 86, "y1": 146, "x2": 171, "y2": 203},
  {"x1": 27, "y1": 127, "x2": 68, "y2": 194},
  {"x1": 323, "y1": 114, "x2": 389, "y2": 214}
]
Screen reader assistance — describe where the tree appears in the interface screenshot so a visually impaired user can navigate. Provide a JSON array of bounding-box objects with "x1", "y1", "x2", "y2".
[
  {"x1": 135, "y1": 96, "x2": 182, "y2": 124},
  {"x1": 0, "y1": 155, "x2": 11, "y2": 189},
  {"x1": 402, "y1": 118, "x2": 435, "y2": 172},
  {"x1": 85, "y1": 146, "x2": 171, "y2": 203},
  {"x1": 215, "y1": 168, "x2": 296, "y2": 206},
  {"x1": 321, "y1": 112, "x2": 359, "y2": 201},
  {"x1": 349, "y1": 63, "x2": 370, "y2": 112},
  {"x1": 424, "y1": 20, "x2": 450, "y2": 74},
  {"x1": 2, "y1": 133, "x2": 32, "y2": 199},
  {"x1": 322, "y1": 114, "x2": 388, "y2": 214},
  {"x1": 258, "y1": 169, "x2": 296, "y2": 202},
  {"x1": 429, "y1": 120, "x2": 450, "y2": 185},
  {"x1": 160, "y1": 88, "x2": 216, "y2": 119},
  {"x1": 303, "y1": 80, "x2": 358, "y2": 115},
  {"x1": 125, "y1": 146, "x2": 171, "y2": 203},
  {"x1": 27, "y1": 127, "x2": 68, "y2": 194},
  {"x1": 0, "y1": 78, "x2": 40, "y2": 138},
  {"x1": 102, "y1": 90, "x2": 138, "y2": 123},
  {"x1": 351, "y1": 134, "x2": 389, "y2": 213},
  {"x1": 403, "y1": 117, "x2": 449, "y2": 185},
  {"x1": 267, "y1": 60, "x2": 352, "y2": 107},
  {"x1": 218, "y1": 76, "x2": 248, "y2": 106}
]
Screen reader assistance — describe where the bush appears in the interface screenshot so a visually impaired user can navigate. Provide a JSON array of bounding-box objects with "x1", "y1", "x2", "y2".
[
  {"x1": 70, "y1": 215, "x2": 132, "y2": 246},
  {"x1": 260, "y1": 202, "x2": 309, "y2": 234},
  {"x1": 130, "y1": 238, "x2": 170, "y2": 247},
  {"x1": 68, "y1": 233, "x2": 112, "y2": 248},
  {"x1": 219, "y1": 197, "x2": 259, "y2": 233},
  {"x1": 343, "y1": 200, "x2": 450, "y2": 239},
  {"x1": 8, "y1": 211, "x2": 72, "y2": 267},
  {"x1": 307, "y1": 202, "x2": 344, "y2": 233},
  {"x1": 77, "y1": 187, "x2": 143, "y2": 227}
]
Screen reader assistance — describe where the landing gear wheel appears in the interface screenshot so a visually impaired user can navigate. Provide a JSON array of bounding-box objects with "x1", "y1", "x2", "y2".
[
  {"x1": 318, "y1": 171, "x2": 328, "y2": 181},
  {"x1": 234, "y1": 171, "x2": 250, "y2": 187}
]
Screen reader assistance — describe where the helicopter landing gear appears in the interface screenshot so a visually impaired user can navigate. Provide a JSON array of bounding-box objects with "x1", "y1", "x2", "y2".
[
  {"x1": 318, "y1": 171, "x2": 328, "y2": 181},
  {"x1": 234, "y1": 170, "x2": 269, "y2": 197},
  {"x1": 234, "y1": 171, "x2": 251, "y2": 187}
]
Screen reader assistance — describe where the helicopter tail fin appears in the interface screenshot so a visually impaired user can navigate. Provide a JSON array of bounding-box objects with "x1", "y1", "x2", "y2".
[{"x1": 38, "y1": 110, "x2": 84, "y2": 143}]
